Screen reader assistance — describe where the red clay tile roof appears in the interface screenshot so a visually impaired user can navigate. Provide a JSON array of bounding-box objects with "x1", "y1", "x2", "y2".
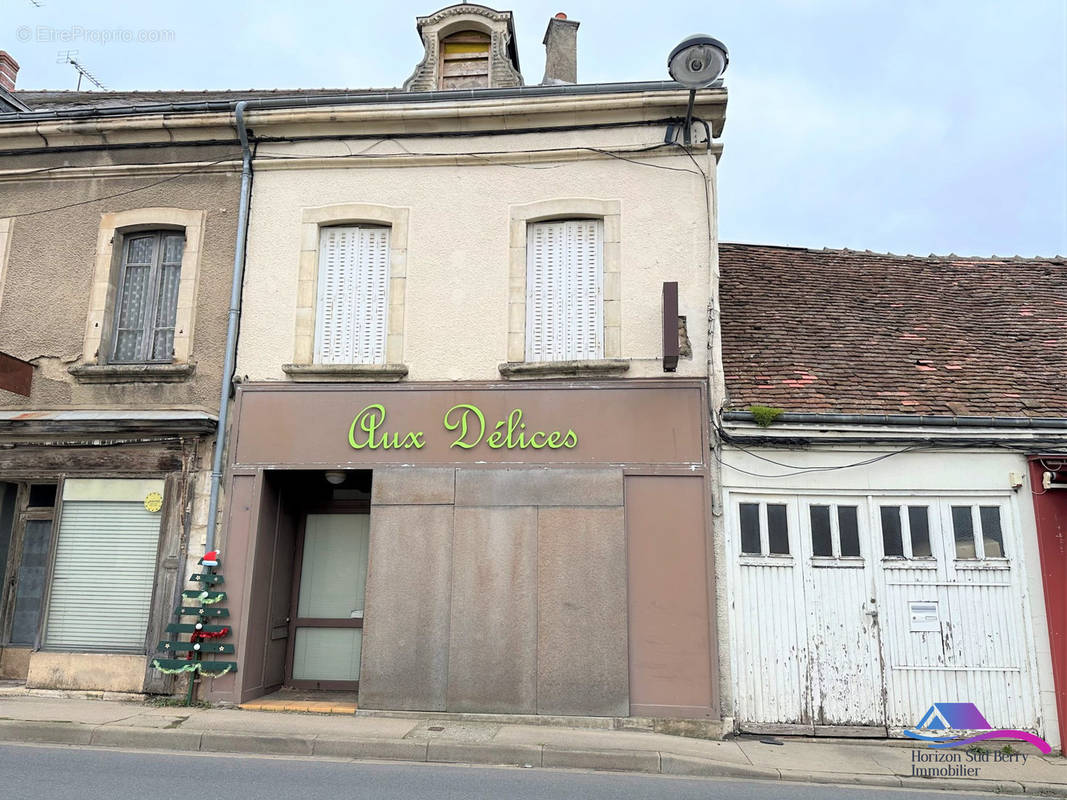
[{"x1": 719, "y1": 243, "x2": 1067, "y2": 417}]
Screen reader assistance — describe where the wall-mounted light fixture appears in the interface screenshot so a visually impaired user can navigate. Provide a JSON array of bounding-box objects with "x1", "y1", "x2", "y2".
[{"x1": 668, "y1": 34, "x2": 729, "y2": 145}]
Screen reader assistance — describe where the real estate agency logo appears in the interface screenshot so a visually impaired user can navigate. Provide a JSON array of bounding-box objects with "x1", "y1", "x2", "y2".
[{"x1": 905, "y1": 702, "x2": 1049, "y2": 777}]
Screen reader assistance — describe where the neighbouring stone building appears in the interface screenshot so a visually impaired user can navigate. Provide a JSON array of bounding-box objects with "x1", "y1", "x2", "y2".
[
  {"x1": 716, "y1": 244, "x2": 1067, "y2": 748},
  {"x1": 0, "y1": 55, "x2": 242, "y2": 692}
]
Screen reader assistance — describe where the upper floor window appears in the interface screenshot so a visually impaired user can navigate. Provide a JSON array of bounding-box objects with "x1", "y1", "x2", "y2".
[
  {"x1": 526, "y1": 219, "x2": 603, "y2": 362},
  {"x1": 111, "y1": 230, "x2": 185, "y2": 363},
  {"x1": 315, "y1": 225, "x2": 390, "y2": 365},
  {"x1": 440, "y1": 30, "x2": 490, "y2": 89}
]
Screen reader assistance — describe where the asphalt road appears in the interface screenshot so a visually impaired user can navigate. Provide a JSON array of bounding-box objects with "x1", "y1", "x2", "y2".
[{"x1": 0, "y1": 744, "x2": 1040, "y2": 800}]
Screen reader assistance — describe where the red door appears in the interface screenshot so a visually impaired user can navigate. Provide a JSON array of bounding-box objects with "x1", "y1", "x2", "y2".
[{"x1": 1031, "y1": 456, "x2": 1067, "y2": 751}]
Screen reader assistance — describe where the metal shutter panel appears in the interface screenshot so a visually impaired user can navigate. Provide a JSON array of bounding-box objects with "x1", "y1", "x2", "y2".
[
  {"x1": 43, "y1": 501, "x2": 162, "y2": 651},
  {"x1": 315, "y1": 226, "x2": 390, "y2": 364},
  {"x1": 526, "y1": 219, "x2": 603, "y2": 361}
]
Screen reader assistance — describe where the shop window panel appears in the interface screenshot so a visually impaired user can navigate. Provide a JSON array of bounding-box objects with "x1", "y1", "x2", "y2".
[
  {"x1": 838, "y1": 506, "x2": 861, "y2": 557},
  {"x1": 809, "y1": 505, "x2": 833, "y2": 556},
  {"x1": 880, "y1": 506, "x2": 904, "y2": 557},
  {"x1": 979, "y1": 506, "x2": 1005, "y2": 558},
  {"x1": 0, "y1": 485, "x2": 16, "y2": 605},
  {"x1": 27, "y1": 484, "x2": 56, "y2": 508},
  {"x1": 908, "y1": 506, "x2": 932, "y2": 557},
  {"x1": 9, "y1": 519, "x2": 52, "y2": 645},
  {"x1": 952, "y1": 506, "x2": 978, "y2": 559},
  {"x1": 739, "y1": 502, "x2": 761, "y2": 554},
  {"x1": 767, "y1": 504, "x2": 789, "y2": 555}
]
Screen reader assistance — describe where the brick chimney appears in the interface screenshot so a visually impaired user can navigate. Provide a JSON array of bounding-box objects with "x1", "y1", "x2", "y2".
[
  {"x1": 0, "y1": 51, "x2": 19, "y2": 92},
  {"x1": 541, "y1": 13, "x2": 579, "y2": 85}
]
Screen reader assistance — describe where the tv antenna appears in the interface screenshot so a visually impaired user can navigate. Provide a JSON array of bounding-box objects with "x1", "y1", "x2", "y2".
[
  {"x1": 57, "y1": 51, "x2": 107, "y2": 91},
  {"x1": 28, "y1": 0, "x2": 45, "y2": 7}
]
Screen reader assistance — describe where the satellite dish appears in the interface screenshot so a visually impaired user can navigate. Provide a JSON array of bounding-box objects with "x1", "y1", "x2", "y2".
[{"x1": 668, "y1": 34, "x2": 729, "y2": 89}]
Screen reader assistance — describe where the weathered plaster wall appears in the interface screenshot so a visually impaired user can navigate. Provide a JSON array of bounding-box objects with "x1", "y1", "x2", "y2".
[
  {"x1": 26, "y1": 651, "x2": 147, "y2": 693},
  {"x1": 236, "y1": 126, "x2": 716, "y2": 383},
  {"x1": 0, "y1": 145, "x2": 240, "y2": 411}
]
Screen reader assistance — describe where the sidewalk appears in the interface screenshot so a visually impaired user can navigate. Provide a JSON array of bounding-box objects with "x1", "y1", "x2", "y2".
[{"x1": 1, "y1": 691, "x2": 1065, "y2": 796}]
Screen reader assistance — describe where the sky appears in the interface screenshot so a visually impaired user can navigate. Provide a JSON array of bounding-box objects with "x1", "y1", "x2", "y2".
[{"x1": 7, "y1": 0, "x2": 1067, "y2": 256}]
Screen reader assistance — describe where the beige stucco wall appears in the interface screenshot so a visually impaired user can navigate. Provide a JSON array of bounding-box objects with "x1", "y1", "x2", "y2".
[
  {"x1": 236, "y1": 121, "x2": 718, "y2": 383},
  {"x1": 0, "y1": 145, "x2": 241, "y2": 411}
]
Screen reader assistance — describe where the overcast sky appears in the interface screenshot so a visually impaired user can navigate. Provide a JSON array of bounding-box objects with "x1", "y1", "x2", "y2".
[{"x1": 8, "y1": 0, "x2": 1067, "y2": 256}]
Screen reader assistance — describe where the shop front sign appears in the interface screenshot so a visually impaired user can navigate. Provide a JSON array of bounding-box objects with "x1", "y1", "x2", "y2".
[{"x1": 348, "y1": 403, "x2": 578, "y2": 451}]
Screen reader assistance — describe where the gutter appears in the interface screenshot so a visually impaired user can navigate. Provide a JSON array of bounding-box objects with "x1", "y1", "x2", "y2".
[
  {"x1": 204, "y1": 101, "x2": 251, "y2": 552},
  {"x1": 1, "y1": 80, "x2": 722, "y2": 122},
  {"x1": 721, "y1": 411, "x2": 1067, "y2": 429}
]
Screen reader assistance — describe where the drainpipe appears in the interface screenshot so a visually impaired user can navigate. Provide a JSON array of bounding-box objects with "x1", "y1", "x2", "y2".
[{"x1": 204, "y1": 100, "x2": 251, "y2": 552}]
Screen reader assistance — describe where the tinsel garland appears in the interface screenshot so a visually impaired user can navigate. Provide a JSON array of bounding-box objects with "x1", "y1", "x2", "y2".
[
  {"x1": 151, "y1": 659, "x2": 234, "y2": 678},
  {"x1": 151, "y1": 659, "x2": 198, "y2": 675},
  {"x1": 191, "y1": 626, "x2": 230, "y2": 640}
]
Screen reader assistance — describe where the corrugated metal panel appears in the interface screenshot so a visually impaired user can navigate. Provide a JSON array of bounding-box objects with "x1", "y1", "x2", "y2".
[
  {"x1": 526, "y1": 219, "x2": 603, "y2": 362},
  {"x1": 44, "y1": 500, "x2": 162, "y2": 651},
  {"x1": 315, "y1": 225, "x2": 389, "y2": 365}
]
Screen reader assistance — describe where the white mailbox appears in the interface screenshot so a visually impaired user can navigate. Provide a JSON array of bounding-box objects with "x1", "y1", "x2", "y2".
[{"x1": 910, "y1": 601, "x2": 940, "y2": 632}]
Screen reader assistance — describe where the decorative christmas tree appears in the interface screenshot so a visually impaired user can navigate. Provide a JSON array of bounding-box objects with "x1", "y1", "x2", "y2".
[{"x1": 151, "y1": 550, "x2": 237, "y2": 705}]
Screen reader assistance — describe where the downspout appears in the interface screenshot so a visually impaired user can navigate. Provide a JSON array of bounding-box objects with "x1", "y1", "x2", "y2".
[{"x1": 204, "y1": 100, "x2": 251, "y2": 552}]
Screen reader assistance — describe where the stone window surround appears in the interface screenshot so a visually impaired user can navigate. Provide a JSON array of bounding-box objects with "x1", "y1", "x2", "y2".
[
  {"x1": 77, "y1": 208, "x2": 206, "y2": 378},
  {"x1": 290, "y1": 203, "x2": 409, "y2": 374},
  {"x1": 0, "y1": 217, "x2": 12, "y2": 315},
  {"x1": 505, "y1": 198, "x2": 623, "y2": 365}
]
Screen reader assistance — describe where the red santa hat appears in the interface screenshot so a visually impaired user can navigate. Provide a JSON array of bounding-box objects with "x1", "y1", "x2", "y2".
[{"x1": 201, "y1": 550, "x2": 221, "y2": 567}]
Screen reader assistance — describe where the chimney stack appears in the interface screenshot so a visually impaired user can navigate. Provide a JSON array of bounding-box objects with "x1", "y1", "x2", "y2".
[
  {"x1": 0, "y1": 51, "x2": 19, "y2": 93},
  {"x1": 541, "y1": 13, "x2": 579, "y2": 85},
  {"x1": 0, "y1": 52, "x2": 19, "y2": 92}
]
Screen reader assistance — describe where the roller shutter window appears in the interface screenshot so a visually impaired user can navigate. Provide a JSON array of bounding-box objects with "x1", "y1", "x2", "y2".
[
  {"x1": 315, "y1": 225, "x2": 390, "y2": 365},
  {"x1": 526, "y1": 219, "x2": 603, "y2": 362},
  {"x1": 44, "y1": 493, "x2": 162, "y2": 651}
]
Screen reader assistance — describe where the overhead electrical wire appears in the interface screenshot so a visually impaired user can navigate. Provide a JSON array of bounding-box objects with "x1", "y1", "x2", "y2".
[
  {"x1": 5, "y1": 154, "x2": 242, "y2": 219},
  {"x1": 6, "y1": 135, "x2": 706, "y2": 219}
]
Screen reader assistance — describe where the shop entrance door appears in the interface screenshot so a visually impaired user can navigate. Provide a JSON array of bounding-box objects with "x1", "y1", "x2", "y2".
[{"x1": 285, "y1": 514, "x2": 369, "y2": 689}]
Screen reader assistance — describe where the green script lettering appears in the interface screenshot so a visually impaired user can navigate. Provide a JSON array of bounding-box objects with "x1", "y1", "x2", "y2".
[
  {"x1": 348, "y1": 404, "x2": 425, "y2": 450},
  {"x1": 444, "y1": 404, "x2": 486, "y2": 449}
]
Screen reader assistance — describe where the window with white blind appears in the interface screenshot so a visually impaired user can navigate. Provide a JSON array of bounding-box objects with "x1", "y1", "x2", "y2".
[
  {"x1": 111, "y1": 231, "x2": 185, "y2": 363},
  {"x1": 43, "y1": 480, "x2": 164, "y2": 652},
  {"x1": 314, "y1": 225, "x2": 390, "y2": 364},
  {"x1": 526, "y1": 219, "x2": 603, "y2": 362}
]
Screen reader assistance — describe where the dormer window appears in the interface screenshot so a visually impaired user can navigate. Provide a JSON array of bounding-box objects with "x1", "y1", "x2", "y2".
[
  {"x1": 404, "y1": 5, "x2": 522, "y2": 92},
  {"x1": 440, "y1": 30, "x2": 490, "y2": 89}
]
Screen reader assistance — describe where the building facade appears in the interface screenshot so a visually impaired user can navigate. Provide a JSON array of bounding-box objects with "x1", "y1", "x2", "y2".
[
  {"x1": 716, "y1": 244, "x2": 1066, "y2": 747},
  {"x1": 207, "y1": 5, "x2": 728, "y2": 720},
  {"x1": 0, "y1": 70, "x2": 242, "y2": 691}
]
